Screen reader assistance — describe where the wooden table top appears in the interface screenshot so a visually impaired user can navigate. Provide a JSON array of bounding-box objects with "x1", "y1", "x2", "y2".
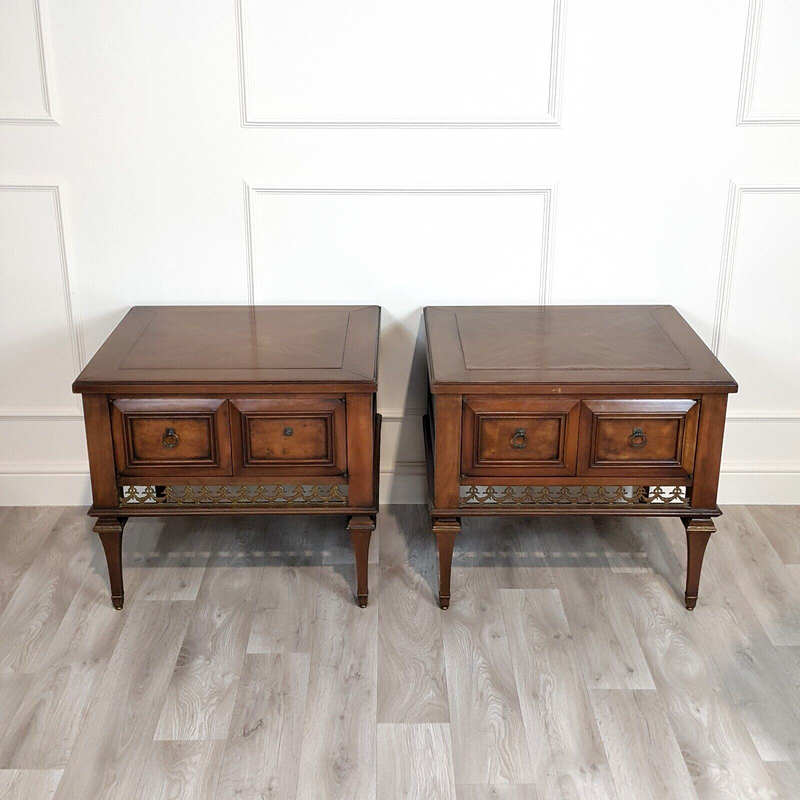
[
  {"x1": 424, "y1": 305, "x2": 737, "y2": 394},
  {"x1": 73, "y1": 305, "x2": 381, "y2": 393}
]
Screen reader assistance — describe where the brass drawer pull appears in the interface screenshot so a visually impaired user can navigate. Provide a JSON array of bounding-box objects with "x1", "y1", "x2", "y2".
[
  {"x1": 629, "y1": 427, "x2": 647, "y2": 448},
  {"x1": 162, "y1": 427, "x2": 179, "y2": 448},
  {"x1": 511, "y1": 428, "x2": 528, "y2": 449},
  {"x1": 283, "y1": 426, "x2": 293, "y2": 437}
]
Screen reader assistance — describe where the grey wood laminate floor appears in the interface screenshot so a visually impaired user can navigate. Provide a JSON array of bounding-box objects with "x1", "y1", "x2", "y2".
[{"x1": 0, "y1": 504, "x2": 799, "y2": 800}]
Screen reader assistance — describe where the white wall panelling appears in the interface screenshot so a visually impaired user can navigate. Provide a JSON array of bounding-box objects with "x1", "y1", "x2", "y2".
[
  {"x1": 737, "y1": 0, "x2": 800, "y2": 125},
  {"x1": 236, "y1": 0, "x2": 566, "y2": 126},
  {"x1": 0, "y1": 469, "x2": 90, "y2": 506},
  {"x1": 712, "y1": 185, "x2": 800, "y2": 411},
  {"x1": 0, "y1": 0, "x2": 57, "y2": 124},
  {"x1": 712, "y1": 184, "x2": 800, "y2": 494},
  {"x1": 243, "y1": 186, "x2": 557, "y2": 309},
  {"x1": 0, "y1": 182, "x2": 87, "y2": 502},
  {"x1": 2, "y1": 1, "x2": 800, "y2": 504},
  {"x1": 0, "y1": 183, "x2": 84, "y2": 416}
]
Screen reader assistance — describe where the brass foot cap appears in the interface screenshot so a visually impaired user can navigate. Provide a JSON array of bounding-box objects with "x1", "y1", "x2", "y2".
[
  {"x1": 357, "y1": 595, "x2": 368, "y2": 609},
  {"x1": 112, "y1": 595, "x2": 124, "y2": 610}
]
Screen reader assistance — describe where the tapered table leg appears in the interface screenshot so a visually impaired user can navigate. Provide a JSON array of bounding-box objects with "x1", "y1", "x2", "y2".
[
  {"x1": 682, "y1": 517, "x2": 715, "y2": 610},
  {"x1": 433, "y1": 517, "x2": 461, "y2": 610},
  {"x1": 348, "y1": 514, "x2": 375, "y2": 608},
  {"x1": 94, "y1": 516, "x2": 127, "y2": 609}
]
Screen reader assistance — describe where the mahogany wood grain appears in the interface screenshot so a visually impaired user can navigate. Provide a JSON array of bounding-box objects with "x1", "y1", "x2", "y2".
[
  {"x1": 110, "y1": 398, "x2": 231, "y2": 477},
  {"x1": 229, "y1": 396, "x2": 346, "y2": 476},
  {"x1": 93, "y1": 517, "x2": 126, "y2": 610},
  {"x1": 81, "y1": 395, "x2": 119, "y2": 509},
  {"x1": 345, "y1": 393, "x2": 375, "y2": 508},
  {"x1": 688, "y1": 392, "x2": 729, "y2": 510},
  {"x1": 85, "y1": 505, "x2": 377, "y2": 518},
  {"x1": 424, "y1": 305, "x2": 737, "y2": 611},
  {"x1": 348, "y1": 514, "x2": 375, "y2": 608},
  {"x1": 433, "y1": 518, "x2": 460, "y2": 610},
  {"x1": 75, "y1": 306, "x2": 381, "y2": 608},
  {"x1": 425, "y1": 305, "x2": 737, "y2": 392},
  {"x1": 461, "y1": 396, "x2": 579, "y2": 477},
  {"x1": 73, "y1": 306, "x2": 379, "y2": 392},
  {"x1": 113, "y1": 473, "x2": 348, "y2": 487},
  {"x1": 683, "y1": 518, "x2": 716, "y2": 611},
  {"x1": 577, "y1": 398, "x2": 698, "y2": 477},
  {"x1": 432, "y1": 396, "x2": 462, "y2": 510}
]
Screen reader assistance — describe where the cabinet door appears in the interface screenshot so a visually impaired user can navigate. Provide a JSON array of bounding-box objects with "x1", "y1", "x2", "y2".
[
  {"x1": 461, "y1": 396, "x2": 580, "y2": 477},
  {"x1": 230, "y1": 396, "x2": 347, "y2": 476},
  {"x1": 578, "y1": 399, "x2": 699, "y2": 477},
  {"x1": 110, "y1": 398, "x2": 232, "y2": 476}
]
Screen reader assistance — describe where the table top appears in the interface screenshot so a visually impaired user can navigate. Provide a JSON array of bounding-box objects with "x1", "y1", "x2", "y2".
[
  {"x1": 73, "y1": 306, "x2": 380, "y2": 393},
  {"x1": 424, "y1": 305, "x2": 737, "y2": 394}
]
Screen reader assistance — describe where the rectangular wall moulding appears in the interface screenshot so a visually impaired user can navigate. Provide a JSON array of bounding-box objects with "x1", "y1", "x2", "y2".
[
  {"x1": 244, "y1": 187, "x2": 555, "y2": 306},
  {"x1": 738, "y1": 0, "x2": 800, "y2": 124},
  {"x1": 0, "y1": 184, "x2": 83, "y2": 415},
  {"x1": 714, "y1": 184, "x2": 800, "y2": 473},
  {"x1": 0, "y1": 0, "x2": 57, "y2": 124},
  {"x1": 236, "y1": 0, "x2": 566, "y2": 126},
  {"x1": 714, "y1": 185, "x2": 800, "y2": 413}
]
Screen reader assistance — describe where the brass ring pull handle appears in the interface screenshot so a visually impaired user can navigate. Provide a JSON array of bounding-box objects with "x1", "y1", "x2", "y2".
[
  {"x1": 629, "y1": 427, "x2": 647, "y2": 448},
  {"x1": 162, "y1": 427, "x2": 179, "y2": 448},
  {"x1": 283, "y1": 426, "x2": 293, "y2": 437},
  {"x1": 511, "y1": 428, "x2": 528, "y2": 449}
]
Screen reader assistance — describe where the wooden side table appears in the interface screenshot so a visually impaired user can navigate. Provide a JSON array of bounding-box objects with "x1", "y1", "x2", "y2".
[
  {"x1": 73, "y1": 305, "x2": 381, "y2": 608},
  {"x1": 423, "y1": 305, "x2": 737, "y2": 610}
]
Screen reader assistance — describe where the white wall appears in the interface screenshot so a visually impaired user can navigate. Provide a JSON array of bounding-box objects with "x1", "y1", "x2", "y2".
[{"x1": 1, "y1": 0, "x2": 798, "y2": 506}]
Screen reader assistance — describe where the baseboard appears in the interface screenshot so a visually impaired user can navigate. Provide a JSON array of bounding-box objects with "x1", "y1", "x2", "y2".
[
  {"x1": 0, "y1": 471, "x2": 92, "y2": 506},
  {"x1": 1, "y1": 465, "x2": 798, "y2": 506},
  {"x1": 379, "y1": 464, "x2": 427, "y2": 504},
  {"x1": 717, "y1": 470, "x2": 800, "y2": 505}
]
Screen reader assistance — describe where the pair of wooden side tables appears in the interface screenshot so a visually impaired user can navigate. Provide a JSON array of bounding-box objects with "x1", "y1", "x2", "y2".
[{"x1": 73, "y1": 304, "x2": 737, "y2": 611}]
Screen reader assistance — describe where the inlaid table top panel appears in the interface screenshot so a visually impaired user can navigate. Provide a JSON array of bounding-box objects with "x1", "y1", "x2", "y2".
[
  {"x1": 424, "y1": 305, "x2": 737, "y2": 392},
  {"x1": 73, "y1": 306, "x2": 380, "y2": 392}
]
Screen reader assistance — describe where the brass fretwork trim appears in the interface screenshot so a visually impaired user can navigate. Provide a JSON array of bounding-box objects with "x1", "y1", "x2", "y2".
[
  {"x1": 459, "y1": 485, "x2": 687, "y2": 507},
  {"x1": 120, "y1": 484, "x2": 348, "y2": 506}
]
